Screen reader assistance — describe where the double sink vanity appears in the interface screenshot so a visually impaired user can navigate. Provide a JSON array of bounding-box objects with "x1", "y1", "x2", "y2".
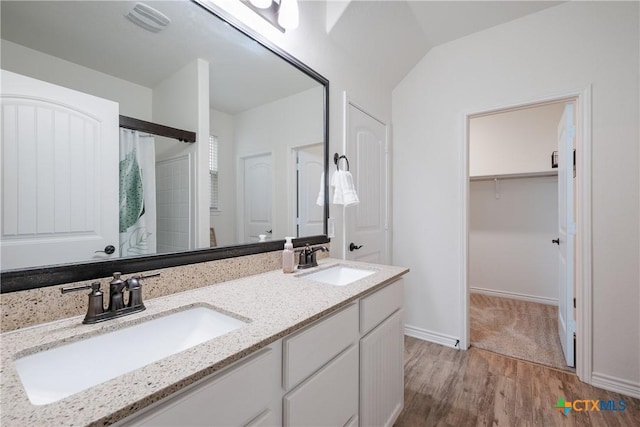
[{"x1": 1, "y1": 259, "x2": 408, "y2": 426}]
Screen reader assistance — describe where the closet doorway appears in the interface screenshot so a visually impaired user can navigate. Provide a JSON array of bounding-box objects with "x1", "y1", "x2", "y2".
[{"x1": 466, "y1": 100, "x2": 577, "y2": 372}]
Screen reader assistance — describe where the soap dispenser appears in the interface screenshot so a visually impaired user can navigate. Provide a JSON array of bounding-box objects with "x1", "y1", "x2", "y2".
[{"x1": 282, "y1": 237, "x2": 295, "y2": 273}]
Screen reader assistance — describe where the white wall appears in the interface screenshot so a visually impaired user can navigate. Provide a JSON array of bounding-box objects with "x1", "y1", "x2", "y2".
[
  {"x1": 0, "y1": 40, "x2": 152, "y2": 120},
  {"x1": 234, "y1": 86, "x2": 324, "y2": 241},
  {"x1": 153, "y1": 59, "x2": 211, "y2": 250},
  {"x1": 470, "y1": 102, "x2": 564, "y2": 176},
  {"x1": 210, "y1": 109, "x2": 237, "y2": 247},
  {"x1": 469, "y1": 177, "x2": 558, "y2": 303},
  {"x1": 393, "y1": 1, "x2": 639, "y2": 392}
]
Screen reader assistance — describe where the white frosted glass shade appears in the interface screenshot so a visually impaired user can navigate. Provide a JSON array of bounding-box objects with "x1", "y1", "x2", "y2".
[
  {"x1": 278, "y1": 0, "x2": 299, "y2": 30},
  {"x1": 250, "y1": 0, "x2": 272, "y2": 9}
]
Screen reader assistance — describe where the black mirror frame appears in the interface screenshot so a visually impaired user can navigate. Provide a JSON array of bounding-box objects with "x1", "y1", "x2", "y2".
[{"x1": 0, "y1": 0, "x2": 330, "y2": 293}]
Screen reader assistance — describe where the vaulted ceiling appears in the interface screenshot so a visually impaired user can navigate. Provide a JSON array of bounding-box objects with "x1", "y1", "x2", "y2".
[{"x1": 327, "y1": 0, "x2": 565, "y2": 87}]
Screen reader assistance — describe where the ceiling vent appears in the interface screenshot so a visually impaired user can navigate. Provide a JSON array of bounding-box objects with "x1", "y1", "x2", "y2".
[{"x1": 125, "y1": 2, "x2": 171, "y2": 33}]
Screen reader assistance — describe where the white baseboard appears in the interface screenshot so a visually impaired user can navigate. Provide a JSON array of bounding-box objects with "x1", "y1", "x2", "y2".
[
  {"x1": 591, "y1": 372, "x2": 640, "y2": 399},
  {"x1": 404, "y1": 325, "x2": 460, "y2": 349},
  {"x1": 470, "y1": 287, "x2": 558, "y2": 306}
]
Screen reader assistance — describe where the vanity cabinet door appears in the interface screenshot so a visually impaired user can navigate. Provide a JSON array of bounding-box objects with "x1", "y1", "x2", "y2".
[
  {"x1": 283, "y1": 344, "x2": 358, "y2": 427},
  {"x1": 119, "y1": 345, "x2": 280, "y2": 427},
  {"x1": 360, "y1": 308, "x2": 404, "y2": 427}
]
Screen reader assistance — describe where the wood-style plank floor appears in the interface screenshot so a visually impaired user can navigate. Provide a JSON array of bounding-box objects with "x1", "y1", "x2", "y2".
[{"x1": 394, "y1": 337, "x2": 640, "y2": 427}]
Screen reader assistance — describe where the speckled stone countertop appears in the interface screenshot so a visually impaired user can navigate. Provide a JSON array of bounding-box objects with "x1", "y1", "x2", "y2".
[{"x1": 1, "y1": 258, "x2": 408, "y2": 427}]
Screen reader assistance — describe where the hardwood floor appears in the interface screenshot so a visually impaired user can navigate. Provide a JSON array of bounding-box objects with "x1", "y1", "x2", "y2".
[{"x1": 395, "y1": 337, "x2": 640, "y2": 427}]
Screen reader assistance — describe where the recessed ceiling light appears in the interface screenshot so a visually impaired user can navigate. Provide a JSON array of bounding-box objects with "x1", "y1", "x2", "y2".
[{"x1": 125, "y1": 2, "x2": 171, "y2": 33}]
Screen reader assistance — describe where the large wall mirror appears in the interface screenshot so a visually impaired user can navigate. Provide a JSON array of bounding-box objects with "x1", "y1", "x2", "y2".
[{"x1": 0, "y1": 0, "x2": 329, "y2": 292}]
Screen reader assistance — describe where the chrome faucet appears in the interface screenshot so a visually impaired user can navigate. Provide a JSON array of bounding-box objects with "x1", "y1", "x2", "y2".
[
  {"x1": 296, "y1": 244, "x2": 329, "y2": 269},
  {"x1": 61, "y1": 272, "x2": 159, "y2": 324}
]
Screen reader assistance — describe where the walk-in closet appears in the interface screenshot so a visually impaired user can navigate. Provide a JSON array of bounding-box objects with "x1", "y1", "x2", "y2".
[{"x1": 468, "y1": 101, "x2": 575, "y2": 371}]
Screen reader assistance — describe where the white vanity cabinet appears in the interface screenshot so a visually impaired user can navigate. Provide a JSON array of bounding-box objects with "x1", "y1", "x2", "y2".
[
  {"x1": 118, "y1": 278, "x2": 405, "y2": 427},
  {"x1": 359, "y1": 279, "x2": 405, "y2": 427},
  {"x1": 280, "y1": 279, "x2": 405, "y2": 427}
]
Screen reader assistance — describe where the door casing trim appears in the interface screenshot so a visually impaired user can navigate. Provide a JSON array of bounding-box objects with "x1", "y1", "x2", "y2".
[{"x1": 459, "y1": 86, "x2": 592, "y2": 383}]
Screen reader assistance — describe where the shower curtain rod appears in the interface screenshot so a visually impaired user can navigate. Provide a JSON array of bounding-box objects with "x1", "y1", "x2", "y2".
[{"x1": 119, "y1": 115, "x2": 196, "y2": 143}]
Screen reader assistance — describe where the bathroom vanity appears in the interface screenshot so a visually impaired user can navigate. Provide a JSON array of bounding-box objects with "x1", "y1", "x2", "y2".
[{"x1": 0, "y1": 259, "x2": 408, "y2": 426}]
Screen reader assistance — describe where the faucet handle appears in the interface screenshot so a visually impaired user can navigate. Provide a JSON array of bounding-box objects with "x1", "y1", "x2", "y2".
[
  {"x1": 125, "y1": 276, "x2": 140, "y2": 289},
  {"x1": 126, "y1": 277, "x2": 144, "y2": 309},
  {"x1": 124, "y1": 272, "x2": 158, "y2": 309},
  {"x1": 61, "y1": 282, "x2": 101, "y2": 294},
  {"x1": 61, "y1": 282, "x2": 105, "y2": 323}
]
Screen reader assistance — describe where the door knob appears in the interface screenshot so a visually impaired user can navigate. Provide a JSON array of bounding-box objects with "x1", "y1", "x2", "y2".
[
  {"x1": 349, "y1": 242, "x2": 362, "y2": 252},
  {"x1": 95, "y1": 245, "x2": 116, "y2": 254},
  {"x1": 552, "y1": 238, "x2": 560, "y2": 245}
]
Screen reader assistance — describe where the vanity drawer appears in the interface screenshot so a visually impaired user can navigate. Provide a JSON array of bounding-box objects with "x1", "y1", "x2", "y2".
[
  {"x1": 120, "y1": 346, "x2": 278, "y2": 427},
  {"x1": 360, "y1": 278, "x2": 404, "y2": 335},
  {"x1": 283, "y1": 303, "x2": 358, "y2": 390}
]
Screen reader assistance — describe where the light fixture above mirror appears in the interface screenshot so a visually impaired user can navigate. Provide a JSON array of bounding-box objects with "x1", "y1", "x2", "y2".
[{"x1": 245, "y1": 0, "x2": 299, "y2": 31}]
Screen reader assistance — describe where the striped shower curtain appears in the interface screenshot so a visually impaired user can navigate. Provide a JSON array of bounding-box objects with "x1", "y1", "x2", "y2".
[{"x1": 119, "y1": 129, "x2": 157, "y2": 256}]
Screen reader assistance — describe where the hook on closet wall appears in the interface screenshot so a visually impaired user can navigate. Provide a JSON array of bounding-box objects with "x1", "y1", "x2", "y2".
[{"x1": 494, "y1": 178, "x2": 500, "y2": 199}]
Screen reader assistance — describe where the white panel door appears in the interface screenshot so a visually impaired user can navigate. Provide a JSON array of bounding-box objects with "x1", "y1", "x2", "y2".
[
  {"x1": 346, "y1": 103, "x2": 388, "y2": 264},
  {"x1": 296, "y1": 144, "x2": 323, "y2": 237},
  {"x1": 557, "y1": 102, "x2": 576, "y2": 367},
  {"x1": 243, "y1": 154, "x2": 273, "y2": 243},
  {"x1": 1, "y1": 70, "x2": 119, "y2": 269}
]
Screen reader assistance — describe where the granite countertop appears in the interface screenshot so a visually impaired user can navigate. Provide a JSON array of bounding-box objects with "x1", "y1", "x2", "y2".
[{"x1": 0, "y1": 258, "x2": 408, "y2": 427}]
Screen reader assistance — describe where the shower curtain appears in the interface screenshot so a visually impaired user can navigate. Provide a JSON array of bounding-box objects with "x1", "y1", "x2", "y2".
[{"x1": 119, "y1": 129, "x2": 157, "y2": 256}]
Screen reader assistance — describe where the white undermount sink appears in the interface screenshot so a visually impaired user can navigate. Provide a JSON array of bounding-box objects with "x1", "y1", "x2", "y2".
[
  {"x1": 14, "y1": 306, "x2": 247, "y2": 405},
  {"x1": 301, "y1": 265, "x2": 375, "y2": 286}
]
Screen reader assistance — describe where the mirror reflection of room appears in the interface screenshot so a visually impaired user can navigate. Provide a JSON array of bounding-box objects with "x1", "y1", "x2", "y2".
[{"x1": 0, "y1": 0, "x2": 324, "y2": 270}]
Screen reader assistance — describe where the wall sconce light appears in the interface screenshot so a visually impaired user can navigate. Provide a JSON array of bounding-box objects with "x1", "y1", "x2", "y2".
[
  {"x1": 551, "y1": 151, "x2": 558, "y2": 168},
  {"x1": 244, "y1": 0, "x2": 299, "y2": 32}
]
